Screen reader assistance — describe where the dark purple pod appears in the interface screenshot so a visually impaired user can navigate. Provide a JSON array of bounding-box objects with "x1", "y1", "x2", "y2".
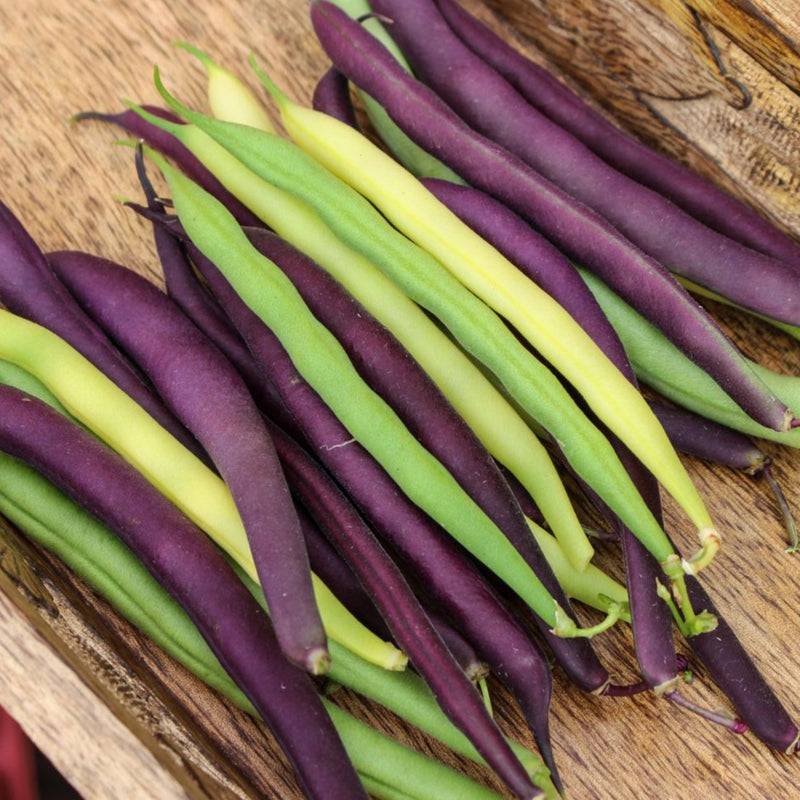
[
  {"x1": 272, "y1": 420, "x2": 488, "y2": 680},
  {"x1": 650, "y1": 401, "x2": 767, "y2": 474},
  {"x1": 685, "y1": 576, "x2": 799, "y2": 752},
  {"x1": 616, "y1": 456, "x2": 679, "y2": 695},
  {"x1": 434, "y1": 0, "x2": 800, "y2": 269},
  {"x1": 309, "y1": 0, "x2": 793, "y2": 433},
  {"x1": 312, "y1": 65, "x2": 360, "y2": 127},
  {"x1": 0, "y1": 383, "x2": 367, "y2": 800},
  {"x1": 48, "y1": 249, "x2": 327, "y2": 674}
]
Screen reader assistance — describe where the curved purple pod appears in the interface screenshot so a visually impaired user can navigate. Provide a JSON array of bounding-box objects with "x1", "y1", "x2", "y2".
[
  {"x1": 434, "y1": 0, "x2": 800, "y2": 269},
  {"x1": 685, "y1": 576, "x2": 799, "y2": 753},
  {"x1": 312, "y1": 65, "x2": 360, "y2": 127},
  {"x1": 48, "y1": 250, "x2": 327, "y2": 674},
  {"x1": 373, "y1": 0, "x2": 800, "y2": 326}
]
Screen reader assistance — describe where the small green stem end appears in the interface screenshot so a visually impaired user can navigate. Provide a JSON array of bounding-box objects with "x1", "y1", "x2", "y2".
[{"x1": 551, "y1": 598, "x2": 623, "y2": 639}]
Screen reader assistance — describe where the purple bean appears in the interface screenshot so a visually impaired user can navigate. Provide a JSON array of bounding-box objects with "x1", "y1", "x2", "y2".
[
  {"x1": 273, "y1": 419, "x2": 490, "y2": 680},
  {"x1": 651, "y1": 402, "x2": 768, "y2": 474},
  {"x1": 0, "y1": 199, "x2": 203, "y2": 460},
  {"x1": 685, "y1": 576, "x2": 799, "y2": 752},
  {"x1": 434, "y1": 0, "x2": 800, "y2": 268},
  {"x1": 309, "y1": 0, "x2": 793, "y2": 433},
  {"x1": 617, "y1": 459, "x2": 680, "y2": 695},
  {"x1": 372, "y1": 0, "x2": 800, "y2": 326},
  {"x1": 48, "y1": 249, "x2": 327, "y2": 674},
  {"x1": 312, "y1": 65, "x2": 360, "y2": 127},
  {"x1": 133, "y1": 145, "x2": 245, "y2": 362},
  {"x1": 271, "y1": 412, "x2": 501, "y2": 693},
  {"x1": 0, "y1": 383, "x2": 368, "y2": 800}
]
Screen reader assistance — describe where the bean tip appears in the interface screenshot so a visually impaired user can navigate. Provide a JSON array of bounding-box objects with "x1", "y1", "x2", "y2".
[{"x1": 305, "y1": 645, "x2": 333, "y2": 676}]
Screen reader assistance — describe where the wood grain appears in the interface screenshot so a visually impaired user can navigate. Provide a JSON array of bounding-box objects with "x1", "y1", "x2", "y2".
[{"x1": 1, "y1": 1, "x2": 799, "y2": 799}]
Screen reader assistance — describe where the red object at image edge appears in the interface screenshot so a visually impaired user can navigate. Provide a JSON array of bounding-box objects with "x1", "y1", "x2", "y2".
[{"x1": 0, "y1": 706, "x2": 39, "y2": 800}]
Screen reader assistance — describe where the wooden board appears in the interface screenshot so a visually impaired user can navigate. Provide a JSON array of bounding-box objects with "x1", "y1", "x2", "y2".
[{"x1": 1, "y1": 1, "x2": 799, "y2": 799}]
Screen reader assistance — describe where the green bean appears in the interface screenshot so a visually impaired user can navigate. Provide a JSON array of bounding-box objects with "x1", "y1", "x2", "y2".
[
  {"x1": 142, "y1": 146, "x2": 573, "y2": 635},
  {"x1": 124, "y1": 106, "x2": 592, "y2": 570},
  {"x1": 323, "y1": 702, "x2": 522, "y2": 800},
  {"x1": 0, "y1": 310, "x2": 404, "y2": 669}
]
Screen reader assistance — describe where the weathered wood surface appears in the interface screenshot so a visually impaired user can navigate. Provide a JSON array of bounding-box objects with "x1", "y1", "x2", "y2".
[{"x1": 1, "y1": 1, "x2": 799, "y2": 799}]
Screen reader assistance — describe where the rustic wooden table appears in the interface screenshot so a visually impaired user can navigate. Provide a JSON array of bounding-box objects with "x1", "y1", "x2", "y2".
[{"x1": 1, "y1": 1, "x2": 799, "y2": 799}]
